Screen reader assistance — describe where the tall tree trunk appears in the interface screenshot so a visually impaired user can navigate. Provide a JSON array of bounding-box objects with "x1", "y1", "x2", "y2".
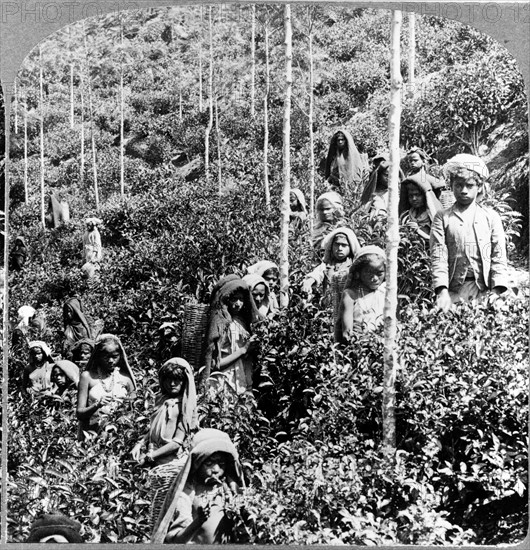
[
  {"x1": 80, "y1": 70, "x2": 85, "y2": 187},
  {"x1": 205, "y1": 6, "x2": 213, "y2": 183},
  {"x1": 83, "y1": 22, "x2": 99, "y2": 210},
  {"x1": 198, "y1": 6, "x2": 204, "y2": 113},
  {"x1": 39, "y1": 46, "x2": 45, "y2": 229},
  {"x1": 308, "y1": 12, "x2": 315, "y2": 229},
  {"x1": 279, "y1": 4, "x2": 292, "y2": 309},
  {"x1": 23, "y1": 95, "x2": 28, "y2": 203},
  {"x1": 119, "y1": 21, "x2": 125, "y2": 196},
  {"x1": 13, "y1": 79, "x2": 18, "y2": 133},
  {"x1": 263, "y1": 20, "x2": 271, "y2": 209},
  {"x1": 70, "y1": 63, "x2": 75, "y2": 128},
  {"x1": 215, "y1": 96, "x2": 222, "y2": 193},
  {"x1": 250, "y1": 5, "x2": 256, "y2": 117},
  {"x1": 383, "y1": 9, "x2": 403, "y2": 458},
  {"x1": 408, "y1": 12, "x2": 416, "y2": 87}
]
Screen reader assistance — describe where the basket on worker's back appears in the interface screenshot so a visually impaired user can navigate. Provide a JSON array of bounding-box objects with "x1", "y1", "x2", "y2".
[
  {"x1": 181, "y1": 301, "x2": 210, "y2": 371},
  {"x1": 331, "y1": 270, "x2": 350, "y2": 326}
]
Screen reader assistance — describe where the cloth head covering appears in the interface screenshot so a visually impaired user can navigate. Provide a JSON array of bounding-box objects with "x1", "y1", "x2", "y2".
[
  {"x1": 321, "y1": 227, "x2": 361, "y2": 264},
  {"x1": 151, "y1": 428, "x2": 243, "y2": 543},
  {"x1": 290, "y1": 188, "x2": 308, "y2": 215},
  {"x1": 85, "y1": 334, "x2": 137, "y2": 390},
  {"x1": 204, "y1": 279, "x2": 259, "y2": 379},
  {"x1": 360, "y1": 154, "x2": 405, "y2": 205},
  {"x1": 324, "y1": 128, "x2": 364, "y2": 187},
  {"x1": 28, "y1": 340, "x2": 53, "y2": 360},
  {"x1": 85, "y1": 217, "x2": 103, "y2": 226},
  {"x1": 18, "y1": 305, "x2": 36, "y2": 326},
  {"x1": 315, "y1": 191, "x2": 344, "y2": 224},
  {"x1": 398, "y1": 172, "x2": 443, "y2": 220},
  {"x1": 150, "y1": 357, "x2": 198, "y2": 440},
  {"x1": 242, "y1": 274, "x2": 271, "y2": 319},
  {"x1": 70, "y1": 337, "x2": 95, "y2": 361},
  {"x1": 210, "y1": 274, "x2": 240, "y2": 303},
  {"x1": 63, "y1": 297, "x2": 92, "y2": 341},
  {"x1": 246, "y1": 260, "x2": 278, "y2": 278},
  {"x1": 52, "y1": 360, "x2": 80, "y2": 386},
  {"x1": 14, "y1": 235, "x2": 26, "y2": 247},
  {"x1": 26, "y1": 513, "x2": 84, "y2": 543},
  {"x1": 442, "y1": 154, "x2": 490, "y2": 179}
]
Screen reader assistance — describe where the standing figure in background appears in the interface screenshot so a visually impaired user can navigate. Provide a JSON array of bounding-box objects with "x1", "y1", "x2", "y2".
[
  {"x1": 311, "y1": 191, "x2": 346, "y2": 252},
  {"x1": 76, "y1": 334, "x2": 136, "y2": 439},
  {"x1": 63, "y1": 297, "x2": 92, "y2": 357},
  {"x1": 132, "y1": 358, "x2": 198, "y2": 529},
  {"x1": 152, "y1": 428, "x2": 244, "y2": 544},
  {"x1": 431, "y1": 154, "x2": 508, "y2": 312},
  {"x1": 10, "y1": 236, "x2": 28, "y2": 271},
  {"x1": 289, "y1": 189, "x2": 308, "y2": 235},
  {"x1": 204, "y1": 278, "x2": 259, "y2": 395},
  {"x1": 82, "y1": 217, "x2": 103, "y2": 262},
  {"x1": 243, "y1": 274, "x2": 276, "y2": 319},
  {"x1": 70, "y1": 338, "x2": 95, "y2": 370},
  {"x1": 405, "y1": 147, "x2": 448, "y2": 205},
  {"x1": 45, "y1": 193, "x2": 70, "y2": 229},
  {"x1": 324, "y1": 129, "x2": 365, "y2": 197}
]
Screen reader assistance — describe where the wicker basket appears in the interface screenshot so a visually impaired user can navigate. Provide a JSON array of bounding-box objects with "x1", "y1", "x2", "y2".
[
  {"x1": 330, "y1": 270, "x2": 350, "y2": 325},
  {"x1": 181, "y1": 302, "x2": 210, "y2": 371}
]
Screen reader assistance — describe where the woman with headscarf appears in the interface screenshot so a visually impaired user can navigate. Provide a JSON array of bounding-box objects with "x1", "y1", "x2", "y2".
[
  {"x1": 289, "y1": 189, "x2": 308, "y2": 235},
  {"x1": 243, "y1": 273, "x2": 276, "y2": 319},
  {"x1": 70, "y1": 338, "x2": 95, "y2": 370},
  {"x1": 10, "y1": 236, "x2": 27, "y2": 271},
  {"x1": 311, "y1": 191, "x2": 346, "y2": 252},
  {"x1": 23, "y1": 340, "x2": 56, "y2": 394},
  {"x1": 152, "y1": 428, "x2": 244, "y2": 544},
  {"x1": 50, "y1": 360, "x2": 80, "y2": 396},
  {"x1": 82, "y1": 217, "x2": 103, "y2": 263},
  {"x1": 246, "y1": 261, "x2": 280, "y2": 311},
  {"x1": 399, "y1": 172, "x2": 443, "y2": 239},
  {"x1": 324, "y1": 129, "x2": 365, "y2": 196},
  {"x1": 26, "y1": 513, "x2": 84, "y2": 543},
  {"x1": 132, "y1": 357, "x2": 198, "y2": 529},
  {"x1": 63, "y1": 297, "x2": 92, "y2": 357},
  {"x1": 76, "y1": 334, "x2": 136, "y2": 439},
  {"x1": 204, "y1": 278, "x2": 259, "y2": 395}
]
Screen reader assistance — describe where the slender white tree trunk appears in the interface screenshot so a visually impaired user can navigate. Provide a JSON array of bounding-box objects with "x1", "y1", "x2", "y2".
[
  {"x1": 80, "y1": 71, "x2": 85, "y2": 187},
  {"x1": 382, "y1": 9, "x2": 403, "y2": 458},
  {"x1": 205, "y1": 6, "x2": 213, "y2": 183},
  {"x1": 308, "y1": 21, "x2": 315, "y2": 229},
  {"x1": 39, "y1": 46, "x2": 45, "y2": 229},
  {"x1": 70, "y1": 63, "x2": 75, "y2": 128},
  {"x1": 263, "y1": 21, "x2": 270, "y2": 209},
  {"x1": 408, "y1": 12, "x2": 416, "y2": 87},
  {"x1": 13, "y1": 79, "x2": 18, "y2": 133},
  {"x1": 279, "y1": 4, "x2": 292, "y2": 309},
  {"x1": 199, "y1": 6, "x2": 204, "y2": 112},
  {"x1": 250, "y1": 5, "x2": 256, "y2": 117},
  {"x1": 23, "y1": 95, "x2": 28, "y2": 203},
  {"x1": 215, "y1": 97, "x2": 222, "y2": 193},
  {"x1": 120, "y1": 22, "x2": 125, "y2": 196}
]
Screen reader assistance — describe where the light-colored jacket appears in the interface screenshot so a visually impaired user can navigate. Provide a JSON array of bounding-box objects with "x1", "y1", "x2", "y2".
[{"x1": 430, "y1": 203, "x2": 508, "y2": 292}]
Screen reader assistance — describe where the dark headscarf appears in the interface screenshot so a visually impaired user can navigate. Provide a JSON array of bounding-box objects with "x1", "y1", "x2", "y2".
[
  {"x1": 203, "y1": 278, "x2": 258, "y2": 381},
  {"x1": 26, "y1": 513, "x2": 84, "y2": 543},
  {"x1": 325, "y1": 129, "x2": 364, "y2": 190},
  {"x1": 63, "y1": 297, "x2": 92, "y2": 342}
]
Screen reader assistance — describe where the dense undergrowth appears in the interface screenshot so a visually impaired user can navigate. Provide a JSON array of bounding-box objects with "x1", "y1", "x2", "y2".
[{"x1": 7, "y1": 174, "x2": 528, "y2": 544}]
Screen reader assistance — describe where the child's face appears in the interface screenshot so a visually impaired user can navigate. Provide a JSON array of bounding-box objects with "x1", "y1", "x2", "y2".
[
  {"x1": 290, "y1": 192, "x2": 298, "y2": 209},
  {"x1": 79, "y1": 344, "x2": 92, "y2": 363},
  {"x1": 51, "y1": 367, "x2": 67, "y2": 388},
  {"x1": 451, "y1": 170, "x2": 481, "y2": 206},
  {"x1": 262, "y1": 269, "x2": 278, "y2": 290},
  {"x1": 31, "y1": 347, "x2": 44, "y2": 363},
  {"x1": 197, "y1": 452, "x2": 227, "y2": 485},
  {"x1": 252, "y1": 283, "x2": 267, "y2": 307},
  {"x1": 332, "y1": 234, "x2": 351, "y2": 262},
  {"x1": 408, "y1": 152, "x2": 424, "y2": 171},
  {"x1": 87, "y1": 222, "x2": 95, "y2": 231},
  {"x1": 378, "y1": 166, "x2": 389, "y2": 189},
  {"x1": 359, "y1": 258, "x2": 385, "y2": 290},
  {"x1": 407, "y1": 184, "x2": 425, "y2": 209},
  {"x1": 99, "y1": 342, "x2": 121, "y2": 370},
  {"x1": 162, "y1": 375, "x2": 184, "y2": 397},
  {"x1": 228, "y1": 291, "x2": 245, "y2": 315},
  {"x1": 318, "y1": 200, "x2": 334, "y2": 222}
]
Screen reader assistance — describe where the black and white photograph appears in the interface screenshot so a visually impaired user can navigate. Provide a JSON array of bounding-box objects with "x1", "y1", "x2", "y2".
[{"x1": 2, "y1": 1, "x2": 529, "y2": 544}]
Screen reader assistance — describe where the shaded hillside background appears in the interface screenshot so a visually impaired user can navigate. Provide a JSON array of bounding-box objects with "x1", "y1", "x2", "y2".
[{"x1": 6, "y1": 5, "x2": 529, "y2": 544}]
